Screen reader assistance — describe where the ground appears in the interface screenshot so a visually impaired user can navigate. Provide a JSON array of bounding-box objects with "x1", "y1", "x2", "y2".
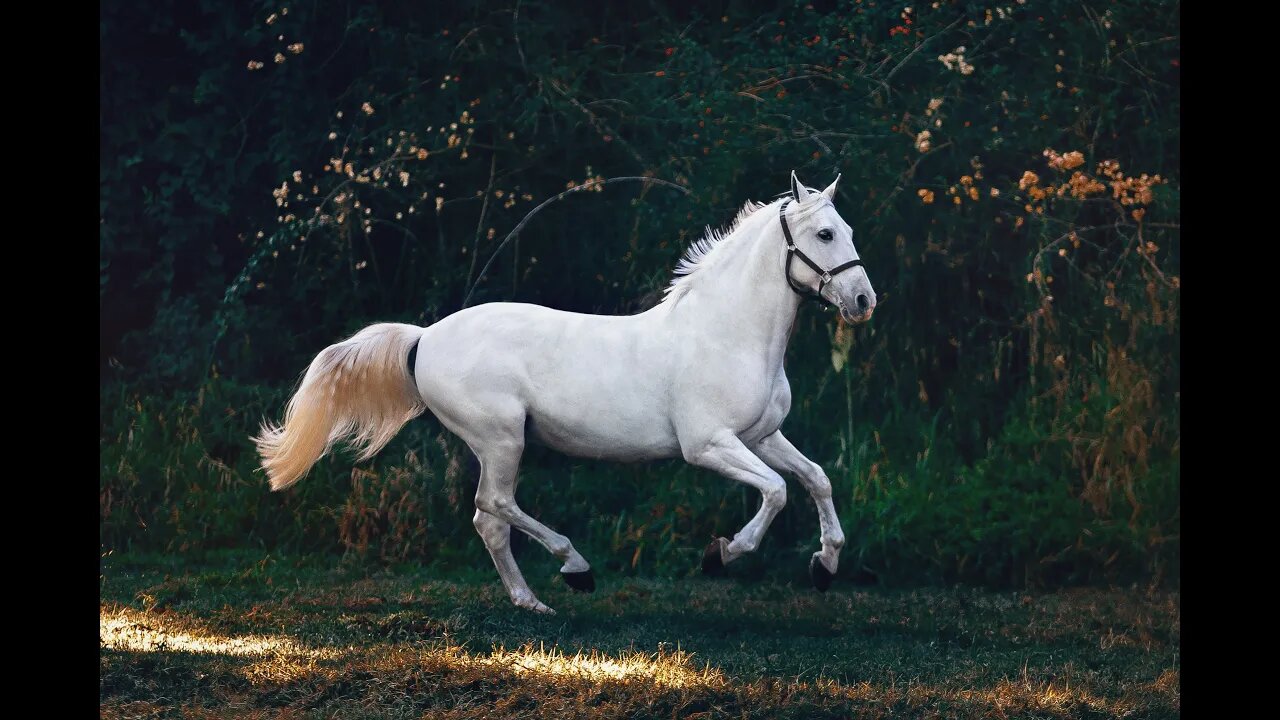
[{"x1": 100, "y1": 552, "x2": 1179, "y2": 719}]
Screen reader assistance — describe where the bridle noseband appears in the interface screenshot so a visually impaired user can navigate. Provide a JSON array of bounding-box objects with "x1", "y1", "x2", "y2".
[{"x1": 779, "y1": 199, "x2": 865, "y2": 306}]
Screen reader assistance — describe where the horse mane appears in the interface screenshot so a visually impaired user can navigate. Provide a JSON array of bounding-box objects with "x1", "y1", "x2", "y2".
[
  {"x1": 662, "y1": 191, "x2": 833, "y2": 304},
  {"x1": 663, "y1": 199, "x2": 770, "y2": 303}
]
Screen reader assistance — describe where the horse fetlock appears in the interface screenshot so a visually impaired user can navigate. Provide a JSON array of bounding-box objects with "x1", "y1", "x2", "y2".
[
  {"x1": 545, "y1": 533, "x2": 576, "y2": 559},
  {"x1": 727, "y1": 533, "x2": 759, "y2": 558},
  {"x1": 559, "y1": 554, "x2": 589, "y2": 574},
  {"x1": 511, "y1": 589, "x2": 555, "y2": 614}
]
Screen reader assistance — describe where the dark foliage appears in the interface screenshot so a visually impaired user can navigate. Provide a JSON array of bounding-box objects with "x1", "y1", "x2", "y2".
[{"x1": 101, "y1": 0, "x2": 1179, "y2": 587}]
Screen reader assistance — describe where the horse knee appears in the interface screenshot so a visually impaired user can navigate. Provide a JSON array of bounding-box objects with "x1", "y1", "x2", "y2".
[{"x1": 763, "y1": 478, "x2": 787, "y2": 509}]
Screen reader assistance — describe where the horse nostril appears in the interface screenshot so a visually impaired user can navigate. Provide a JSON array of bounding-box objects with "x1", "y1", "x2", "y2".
[{"x1": 856, "y1": 294, "x2": 870, "y2": 312}]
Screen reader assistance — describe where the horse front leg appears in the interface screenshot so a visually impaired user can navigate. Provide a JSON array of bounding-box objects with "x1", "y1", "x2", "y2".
[
  {"x1": 751, "y1": 430, "x2": 846, "y2": 591},
  {"x1": 682, "y1": 430, "x2": 789, "y2": 572}
]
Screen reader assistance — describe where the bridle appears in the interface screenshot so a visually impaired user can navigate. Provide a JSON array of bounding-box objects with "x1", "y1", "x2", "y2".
[{"x1": 778, "y1": 199, "x2": 865, "y2": 307}]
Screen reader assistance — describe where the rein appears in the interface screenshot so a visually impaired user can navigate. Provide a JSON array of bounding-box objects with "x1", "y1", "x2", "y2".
[{"x1": 778, "y1": 199, "x2": 864, "y2": 307}]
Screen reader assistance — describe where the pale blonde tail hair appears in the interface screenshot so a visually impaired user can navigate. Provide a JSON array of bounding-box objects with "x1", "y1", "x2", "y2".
[{"x1": 254, "y1": 323, "x2": 426, "y2": 491}]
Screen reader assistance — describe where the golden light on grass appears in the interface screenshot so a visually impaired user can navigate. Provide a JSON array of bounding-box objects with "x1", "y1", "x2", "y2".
[
  {"x1": 797, "y1": 675, "x2": 1147, "y2": 717},
  {"x1": 100, "y1": 607, "x2": 328, "y2": 659},
  {"x1": 485, "y1": 644, "x2": 725, "y2": 689},
  {"x1": 101, "y1": 606, "x2": 721, "y2": 691},
  {"x1": 101, "y1": 598, "x2": 1177, "y2": 719},
  {"x1": 964, "y1": 678, "x2": 1137, "y2": 716}
]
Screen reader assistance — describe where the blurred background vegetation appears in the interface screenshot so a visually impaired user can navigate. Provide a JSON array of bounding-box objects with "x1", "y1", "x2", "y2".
[{"x1": 100, "y1": 0, "x2": 1179, "y2": 588}]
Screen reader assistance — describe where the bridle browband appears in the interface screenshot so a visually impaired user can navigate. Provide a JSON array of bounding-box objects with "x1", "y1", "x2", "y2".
[{"x1": 778, "y1": 199, "x2": 864, "y2": 306}]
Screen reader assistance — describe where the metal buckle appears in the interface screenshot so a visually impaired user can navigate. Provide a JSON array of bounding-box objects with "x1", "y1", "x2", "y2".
[{"x1": 821, "y1": 272, "x2": 832, "y2": 283}]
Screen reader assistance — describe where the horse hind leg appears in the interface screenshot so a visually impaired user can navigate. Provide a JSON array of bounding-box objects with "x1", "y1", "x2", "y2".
[
  {"x1": 472, "y1": 509, "x2": 554, "y2": 614},
  {"x1": 422, "y1": 375, "x2": 594, "y2": 611},
  {"x1": 470, "y1": 436, "x2": 593, "y2": 603}
]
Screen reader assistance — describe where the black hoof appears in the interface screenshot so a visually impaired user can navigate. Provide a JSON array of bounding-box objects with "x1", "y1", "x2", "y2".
[
  {"x1": 809, "y1": 555, "x2": 834, "y2": 592},
  {"x1": 561, "y1": 569, "x2": 595, "y2": 593},
  {"x1": 701, "y1": 539, "x2": 726, "y2": 576}
]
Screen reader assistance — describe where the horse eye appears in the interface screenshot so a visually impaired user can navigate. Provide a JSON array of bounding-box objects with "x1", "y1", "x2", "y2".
[{"x1": 817, "y1": 229, "x2": 834, "y2": 242}]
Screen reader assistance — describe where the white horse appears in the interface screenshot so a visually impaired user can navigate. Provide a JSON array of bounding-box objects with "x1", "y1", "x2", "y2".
[{"x1": 255, "y1": 171, "x2": 877, "y2": 614}]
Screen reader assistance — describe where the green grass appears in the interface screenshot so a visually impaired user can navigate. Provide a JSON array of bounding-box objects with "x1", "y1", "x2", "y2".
[{"x1": 100, "y1": 551, "x2": 1178, "y2": 718}]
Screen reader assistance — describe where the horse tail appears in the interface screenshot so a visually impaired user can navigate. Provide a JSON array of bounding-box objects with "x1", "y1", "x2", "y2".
[{"x1": 254, "y1": 322, "x2": 427, "y2": 492}]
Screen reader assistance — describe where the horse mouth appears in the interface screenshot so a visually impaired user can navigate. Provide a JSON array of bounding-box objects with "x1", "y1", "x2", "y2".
[{"x1": 839, "y1": 304, "x2": 874, "y2": 325}]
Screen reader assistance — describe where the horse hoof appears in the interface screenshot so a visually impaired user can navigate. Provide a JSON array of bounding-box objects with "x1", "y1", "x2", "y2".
[
  {"x1": 561, "y1": 569, "x2": 595, "y2": 593},
  {"x1": 809, "y1": 555, "x2": 834, "y2": 592},
  {"x1": 701, "y1": 539, "x2": 726, "y2": 576}
]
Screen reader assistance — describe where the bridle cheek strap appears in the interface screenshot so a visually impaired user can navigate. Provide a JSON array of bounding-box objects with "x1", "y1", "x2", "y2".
[{"x1": 779, "y1": 199, "x2": 864, "y2": 305}]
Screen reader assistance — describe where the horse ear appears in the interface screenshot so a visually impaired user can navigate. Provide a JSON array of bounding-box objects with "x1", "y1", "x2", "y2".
[
  {"x1": 822, "y1": 174, "x2": 841, "y2": 201},
  {"x1": 790, "y1": 171, "x2": 812, "y2": 202}
]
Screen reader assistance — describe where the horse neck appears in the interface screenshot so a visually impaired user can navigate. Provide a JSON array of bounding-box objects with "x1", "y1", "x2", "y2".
[{"x1": 671, "y1": 208, "x2": 801, "y2": 370}]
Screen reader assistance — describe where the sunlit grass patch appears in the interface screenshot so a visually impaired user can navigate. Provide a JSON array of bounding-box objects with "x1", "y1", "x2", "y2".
[
  {"x1": 100, "y1": 605, "x2": 333, "y2": 660},
  {"x1": 486, "y1": 643, "x2": 724, "y2": 688},
  {"x1": 100, "y1": 556, "x2": 1180, "y2": 719}
]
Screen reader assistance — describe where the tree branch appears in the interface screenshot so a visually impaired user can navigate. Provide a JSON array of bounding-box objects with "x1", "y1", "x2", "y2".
[{"x1": 460, "y1": 176, "x2": 690, "y2": 309}]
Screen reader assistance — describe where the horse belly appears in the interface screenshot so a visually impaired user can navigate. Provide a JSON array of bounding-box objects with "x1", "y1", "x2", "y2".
[
  {"x1": 525, "y1": 378, "x2": 680, "y2": 461},
  {"x1": 527, "y1": 411, "x2": 678, "y2": 461}
]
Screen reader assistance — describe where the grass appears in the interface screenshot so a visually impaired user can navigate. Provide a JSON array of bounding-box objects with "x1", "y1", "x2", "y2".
[{"x1": 100, "y1": 551, "x2": 1179, "y2": 719}]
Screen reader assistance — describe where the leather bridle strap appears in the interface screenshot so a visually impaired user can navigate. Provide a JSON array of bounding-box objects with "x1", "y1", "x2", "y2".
[{"x1": 779, "y1": 199, "x2": 864, "y2": 304}]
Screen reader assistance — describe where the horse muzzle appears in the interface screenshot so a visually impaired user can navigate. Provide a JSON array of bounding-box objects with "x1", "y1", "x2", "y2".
[{"x1": 841, "y1": 305, "x2": 875, "y2": 324}]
